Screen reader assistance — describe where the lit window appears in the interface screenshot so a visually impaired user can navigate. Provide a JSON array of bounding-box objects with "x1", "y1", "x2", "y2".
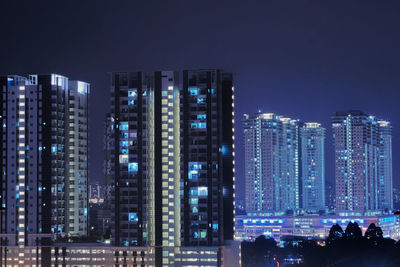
[
  {"x1": 188, "y1": 87, "x2": 199, "y2": 95},
  {"x1": 77, "y1": 81, "x2": 87, "y2": 94},
  {"x1": 190, "y1": 122, "x2": 206, "y2": 129},
  {"x1": 128, "y1": 90, "x2": 137, "y2": 98},
  {"x1": 128, "y1": 213, "x2": 138, "y2": 222},
  {"x1": 119, "y1": 155, "x2": 128, "y2": 164},
  {"x1": 119, "y1": 122, "x2": 129, "y2": 131},
  {"x1": 198, "y1": 187, "x2": 208, "y2": 196},
  {"x1": 189, "y1": 188, "x2": 198, "y2": 196},
  {"x1": 128, "y1": 162, "x2": 138, "y2": 172},
  {"x1": 197, "y1": 114, "x2": 206, "y2": 120},
  {"x1": 188, "y1": 162, "x2": 201, "y2": 180},
  {"x1": 200, "y1": 230, "x2": 207, "y2": 238},
  {"x1": 189, "y1": 170, "x2": 198, "y2": 180}
]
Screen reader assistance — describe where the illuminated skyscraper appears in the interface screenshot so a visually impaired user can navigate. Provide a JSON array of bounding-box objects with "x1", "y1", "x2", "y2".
[
  {"x1": 0, "y1": 74, "x2": 89, "y2": 264},
  {"x1": 67, "y1": 80, "x2": 89, "y2": 236},
  {"x1": 300, "y1": 122, "x2": 326, "y2": 212},
  {"x1": 107, "y1": 71, "x2": 181, "y2": 265},
  {"x1": 108, "y1": 72, "x2": 153, "y2": 247},
  {"x1": 333, "y1": 110, "x2": 392, "y2": 214},
  {"x1": 377, "y1": 120, "x2": 393, "y2": 210},
  {"x1": 152, "y1": 71, "x2": 181, "y2": 265},
  {"x1": 107, "y1": 70, "x2": 237, "y2": 266},
  {"x1": 243, "y1": 113, "x2": 300, "y2": 214},
  {"x1": 180, "y1": 69, "x2": 235, "y2": 246}
]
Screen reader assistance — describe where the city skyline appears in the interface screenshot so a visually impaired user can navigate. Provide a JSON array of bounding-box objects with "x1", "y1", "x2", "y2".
[
  {"x1": 1, "y1": 1, "x2": 399, "y2": 201},
  {"x1": 2, "y1": 1, "x2": 400, "y2": 266},
  {"x1": 243, "y1": 110, "x2": 393, "y2": 215}
]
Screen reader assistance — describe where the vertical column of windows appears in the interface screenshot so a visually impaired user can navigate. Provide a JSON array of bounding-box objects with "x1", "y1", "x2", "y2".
[{"x1": 17, "y1": 85, "x2": 26, "y2": 264}]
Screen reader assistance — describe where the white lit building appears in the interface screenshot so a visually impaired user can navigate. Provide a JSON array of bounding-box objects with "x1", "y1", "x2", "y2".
[
  {"x1": 300, "y1": 122, "x2": 326, "y2": 212},
  {"x1": 0, "y1": 74, "x2": 89, "y2": 254},
  {"x1": 243, "y1": 112, "x2": 300, "y2": 214},
  {"x1": 333, "y1": 111, "x2": 393, "y2": 214}
]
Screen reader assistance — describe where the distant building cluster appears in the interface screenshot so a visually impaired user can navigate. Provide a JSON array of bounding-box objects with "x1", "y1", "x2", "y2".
[
  {"x1": 239, "y1": 110, "x2": 394, "y2": 243},
  {"x1": 243, "y1": 110, "x2": 392, "y2": 216},
  {"x1": 88, "y1": 183, "x2": 105, "y2": 204}
]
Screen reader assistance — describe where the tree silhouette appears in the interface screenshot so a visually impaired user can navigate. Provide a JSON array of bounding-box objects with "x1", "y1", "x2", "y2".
[
  {"x1": 344, "y1": 222, "x2": 362, "y2": 240},
  {"x1": 365, "y1": 223, "x2": 383, "y2": 240},
  {"x1": 242, "y1": 235, "x2": 278, "y2": 266},
  {"x1": 326, "y1": 223, "x2": 344, "y2": 244},
  {"x1": 242, "y1": 224, "x2": 400, "y2": 267}
]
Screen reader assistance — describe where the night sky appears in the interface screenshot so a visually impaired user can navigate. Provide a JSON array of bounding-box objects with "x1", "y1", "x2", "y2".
[{"x1": 1, "y1": 1, "x2": 400, "y2": 200}]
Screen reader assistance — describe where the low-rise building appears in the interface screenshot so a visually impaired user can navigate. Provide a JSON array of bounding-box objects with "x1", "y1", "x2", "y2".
[{"x1": 235, "y1": 215, "x2": 400, "y2": 242}]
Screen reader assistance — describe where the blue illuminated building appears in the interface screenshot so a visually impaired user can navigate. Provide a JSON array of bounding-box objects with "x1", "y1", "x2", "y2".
[
  {"x1": 333, "y1": 111, "x2": 393, "y2": 214},
  {"x1": 243, "y1": 113, "x2": 300, "y2": 214},
  {"x1": 377, "y1": 120, "x2": 393, "y2": 211},
  {"x1": 300, "y1": 122, "x2": 326, "y2": 212}
]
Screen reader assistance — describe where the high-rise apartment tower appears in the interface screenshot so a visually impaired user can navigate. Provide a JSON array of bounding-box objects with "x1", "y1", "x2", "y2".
[
  {"x1": 300, "y1": 122, "x2": 326, "y2": 212},
  {"x1": 333, "y1": 110, "x2": 392, "y2": 214},
  {"x1": 0, "y1": 74, "x2": 89, "y2": 264},
  {"x1": 243, "y1": 113, "x2": 300, "y2": 214}
]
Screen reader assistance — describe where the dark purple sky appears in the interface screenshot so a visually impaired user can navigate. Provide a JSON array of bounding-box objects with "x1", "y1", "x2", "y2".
[{"x1": 1, "y1": 0, "x2": 399, "y2": 199}]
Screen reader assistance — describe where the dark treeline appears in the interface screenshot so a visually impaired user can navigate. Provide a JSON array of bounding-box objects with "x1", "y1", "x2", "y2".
[{"x1": 242, "y1": 222, "x2": 400, "y2": 266}]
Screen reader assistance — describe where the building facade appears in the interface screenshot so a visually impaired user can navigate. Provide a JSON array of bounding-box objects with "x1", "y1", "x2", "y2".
[
  {"x1": 106, "y1": 70, "x2": 237, "y2": 266},
  {"x1": 107, "y1": 72, "x2": 152, "y2": 247},
  {"x1": 152, "y1": 71, "x2": 181, "y2": 265},
  {"x1": 243, "y1": 113, "x2": 300, "y2": 214},
  {"x1": 180, "y1": 70, "x2": 235, "y2": 248},
  {"x1": 0, "y1": 74, "x2": 89, "y2": 264},
  {"x1": 333, "y1": 110, "x2": 393, "y2": 214},
  {"x1": 377, "y1": 120, "x2": 393, "y2": 211},
  {"x1": 89, "y1": 183, "x2": 105, "y2": 204},
  {"x1": 300, "y1": 122, "x2": 326, "y2": 212},
  {"x1": 67, "y1": 80, "x2": 89, "y2": 236}
]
